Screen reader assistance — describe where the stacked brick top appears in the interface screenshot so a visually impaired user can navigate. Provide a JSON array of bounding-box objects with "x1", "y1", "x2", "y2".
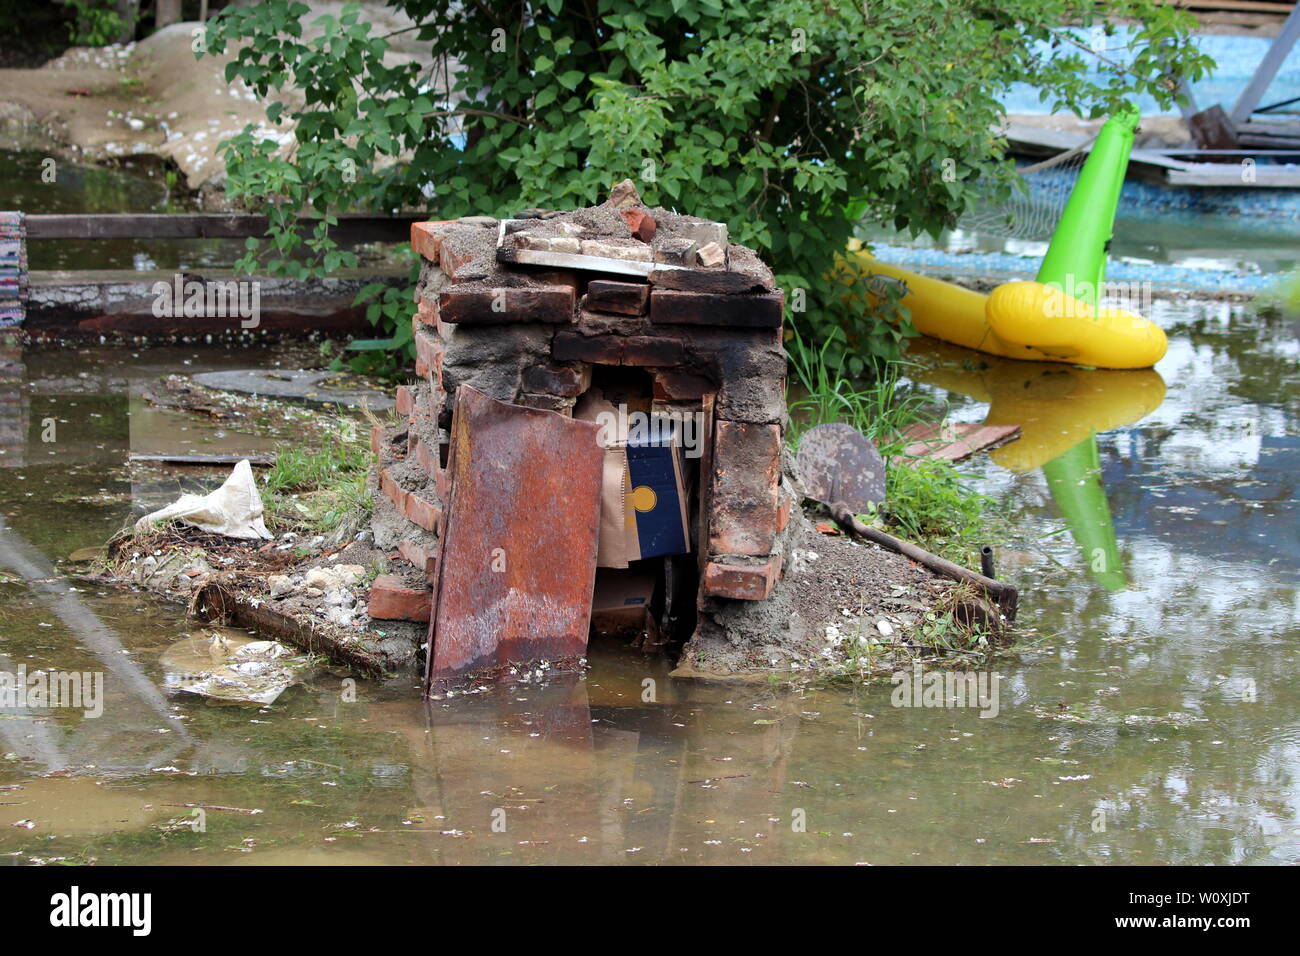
[{"x1": 394, "y1": 179, "x2": 796, "y2": 618}]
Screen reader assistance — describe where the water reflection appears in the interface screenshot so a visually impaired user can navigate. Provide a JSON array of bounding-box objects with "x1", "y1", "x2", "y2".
[
  {"x1": 0, "y1": 321, "x2": 1297, "y2": 865},
  {"x1": 911, "y1": 339, "x2": 1167, "y2": 589}
]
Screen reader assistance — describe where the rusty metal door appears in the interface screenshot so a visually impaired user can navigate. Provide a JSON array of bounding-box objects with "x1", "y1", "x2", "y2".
[{"x1": 425, "y1": 386, "x2": 604, "y2": 693}]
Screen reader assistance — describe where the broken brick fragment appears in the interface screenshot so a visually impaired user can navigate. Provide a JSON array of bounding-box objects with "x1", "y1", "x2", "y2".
[
  {"x1": 703, "y1": 555, "x2": 782, "y2": 601},
  {"x1": 585, "y1": 279, "x2": 649, "y2": 316},
  {"x1": 653, "y1": 370, "x2": 714, "y2": 401},
  {"x1": 619, "y1": 208, "x2": 657, "y2": 242},
  {"x1": 368, "y1": 574, "x2": 432, "y2": 622},
  {"x1": 395, "y1": 385, "x2": 415, "y2": 418},
  {"x1": 522, "y1": 361, "x2": 591, "y2": 397}
]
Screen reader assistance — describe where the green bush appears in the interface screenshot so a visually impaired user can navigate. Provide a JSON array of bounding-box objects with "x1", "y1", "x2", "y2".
[{"x1": 203, "y1": 0, "x2": 1209, "y2": 377}]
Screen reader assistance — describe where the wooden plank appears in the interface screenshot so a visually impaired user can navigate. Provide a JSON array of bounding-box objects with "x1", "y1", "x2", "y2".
[
  {"x1": 893, "y1": 422, "x2": 1022, "y2": 466},
  {"x1": 1165, "y1": 163, "x2": 1300, "y2": 186},
  {"x1": 128, "y1": 454, "x2": 275, "y2": 467},
  {"x1": 25, "y1": 213, "x2": 425, "y2": 243},
  {"x1": 1166, "y1": 1, "x2": 1296, "y2": 13}
]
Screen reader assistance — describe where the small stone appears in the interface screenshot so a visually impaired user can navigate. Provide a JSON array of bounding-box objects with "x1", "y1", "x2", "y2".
[
  {"x1": 324, "y1": 589, "x2": 355, "y2": 608},
  {"x1": 696, "y1": 241, "x2": 725, "y2": 268},
  {"x1": 876, "y1": 619, "x2": 895, "y2": 637},
  {"x1": 655, "y1": 236, "x2": 697, "y2": 266},
  {"x1": 607, "y1": 178, "x2": 643, "y2": 209},
  {"x1": 268, "y1": 575, "x2": 293, "y2": 598},
  {"x1": 581, "y1": 238, "x2": 652, "y2": 262},
  {"x1": 303, "y1": 564, "x2": 366, "y2": 591}
]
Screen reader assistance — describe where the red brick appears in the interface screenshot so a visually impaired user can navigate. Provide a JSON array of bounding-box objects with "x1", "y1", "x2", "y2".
[
  {"x1": 653, "y1": 370, "x2": 714, "y2": 400},
  {"x1": 380, "y1": 468, "x2": 408, "y2": 512},
  {"x1": 585, "y1": 279, "x2": 649, "y2": 316},
  {"x1": 412, "y1": 435, "x2": 438, "y2": 477},
  {"x1": 370, "y1": 424, "x2": 384, "y2": 459},
  {"x1": 414, "y1": 295, "x2": 442, "y2": 333},
  {"x1": 550, "y1": 331, "x2": 683, "y2": 367},
  {"x1": 776, "y1": 489, "x2": 792, "y2": 533},
  {"x1": 368, "y1": 574, "x2": 432, "y2": 622},
  {"x1": 438, "y1": 284, "x2": 575, "y2": 325},
  {"x1": 522, "y1": 361, "x2": 591, "y2": 397},
  {"x1": 623, "y1": 335, "x2": 684, "y2": 367},
  {"x1": 618, "y1": 208, "x2": 657, "y2": 241},
  {"x1": 395, "y1": 385, "x2": 415, "y2": 418},
  {"x1": 405, "y1": 492, "x2": 442, "y2": 533},
  {"x1": 410, "y1": 220, "x2": 454, "y2": 262},
  {"x1": 552, "y1": 332, "x2": 626, "y2": 364},
  {"x1": 710, "y1": 420, "x2": 781, "y2": 556},
  {"x1": 650, "y1": 288, "x2": 783, "y2": 328},
  {"x1": 414, "y1": 329, "x2": 445, "y2": 388},
  {"x1": 703, "y1": 556, "x2": 782, "y2": 601},
  {"x1": 397, "y1": 540, "x2": 439, "y2": 582}
]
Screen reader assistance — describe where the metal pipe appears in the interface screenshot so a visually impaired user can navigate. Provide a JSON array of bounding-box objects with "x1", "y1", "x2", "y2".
[
  {"x1": 980, "y1": 545, "x2": 996, "y2": 580},
  {"x1": 829, "y1": 502, "x2": 1018, "y2": 622}
]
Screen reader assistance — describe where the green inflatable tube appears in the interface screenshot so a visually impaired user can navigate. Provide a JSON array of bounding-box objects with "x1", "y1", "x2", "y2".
[{"x1": 1034, "y1": 107, "x2": 1140, "y2": 589}]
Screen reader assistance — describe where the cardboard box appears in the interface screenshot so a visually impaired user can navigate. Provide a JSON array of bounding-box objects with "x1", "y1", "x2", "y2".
[
  {"x1": 591, "y1": 566, "x2": 657, "y2": 636},
  {"x1": 577, "y1": 389, "x2": 692, "y2": 569}
]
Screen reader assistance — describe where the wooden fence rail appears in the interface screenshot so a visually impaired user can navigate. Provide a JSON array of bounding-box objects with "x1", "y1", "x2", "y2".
[{"x1": 24, "y1": 213, "x2": 425, "y2": 244}]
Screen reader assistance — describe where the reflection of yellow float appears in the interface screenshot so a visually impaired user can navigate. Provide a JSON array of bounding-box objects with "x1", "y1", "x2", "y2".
[
  {"x1": 911, "y1": 339, "x2": 1167, "y2": 592},
  {"x1": 909, "y1": 339, "x2": 1166, "y2": 473}
]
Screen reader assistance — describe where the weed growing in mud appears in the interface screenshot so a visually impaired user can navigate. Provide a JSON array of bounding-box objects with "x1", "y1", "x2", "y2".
[
  {"x1": 262, "y1": 418, "x2": 372, "y2": 534},
  {"x1": 786, "y1": 327, "x2": 923, "y2": 448},
  {"x1": 872, "y1": 458, "x2": 994, "y2": 567},
  {"x1": 786, "y1": 328, "x2": 999, "y2": 565}
]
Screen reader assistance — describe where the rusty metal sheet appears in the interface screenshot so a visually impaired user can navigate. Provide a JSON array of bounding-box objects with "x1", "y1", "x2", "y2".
[
  {"x1": 796, "y1": 423, "x2": 886, "y2": 513},
  {"x1": 425, "y1": 386, "x2": 604, "y2": 692}
]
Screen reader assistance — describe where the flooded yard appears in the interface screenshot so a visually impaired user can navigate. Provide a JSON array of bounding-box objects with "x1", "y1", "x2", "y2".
[{"x1": 1, "y1": 295, "x2": 1296, "y2": 865}]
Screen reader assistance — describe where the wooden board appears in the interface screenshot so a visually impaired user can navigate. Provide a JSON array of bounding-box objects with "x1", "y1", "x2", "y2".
[
  {"x1": 425, "y1": 386, "x2": 604, "y2": 692},
  {"x1": 892, "y1": 422, "x2": 1022, "y2": 466},
  {"x1": 25, "y1": 213, "x2": 422, "y2": 243}
]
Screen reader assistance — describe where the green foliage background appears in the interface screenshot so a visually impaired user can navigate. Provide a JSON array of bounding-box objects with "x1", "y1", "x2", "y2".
[{"x1": 203, "y1": 0, "x2": 1209, "y2": 376}]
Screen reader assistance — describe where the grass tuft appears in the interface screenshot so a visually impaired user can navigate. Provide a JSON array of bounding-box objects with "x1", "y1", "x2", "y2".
[
  {"x1": 786, "y1": 328, "x2": 997, "y2": 565},
  {"x1": 261, "y1": 417, "x2": 373, "y2": 534}
]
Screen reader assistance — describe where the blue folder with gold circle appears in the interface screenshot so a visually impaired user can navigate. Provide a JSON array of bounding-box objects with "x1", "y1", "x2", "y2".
[{"x1": 624, "y1": 437, "x2": 690, "y2": 560}]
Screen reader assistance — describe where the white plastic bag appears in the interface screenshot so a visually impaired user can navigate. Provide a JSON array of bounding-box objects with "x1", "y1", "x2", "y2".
[{"x1": 135, "y1": 459, "x2": 272, "y2": 540}]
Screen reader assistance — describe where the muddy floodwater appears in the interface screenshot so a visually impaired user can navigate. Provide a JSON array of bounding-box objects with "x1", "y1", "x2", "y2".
[{"x1": 0, "y1": 300, "x2": 1297, "y2": 865}]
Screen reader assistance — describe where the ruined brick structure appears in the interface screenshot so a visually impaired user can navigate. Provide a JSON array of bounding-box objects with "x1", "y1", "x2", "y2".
[{"x1": 368, "y1": 182, "x2": 803, "y2": 676}]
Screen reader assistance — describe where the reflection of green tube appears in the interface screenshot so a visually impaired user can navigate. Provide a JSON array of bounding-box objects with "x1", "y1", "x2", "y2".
[
  {"x1": 1034, "y1": 108, "x2": 1139, "y2": 590},
  {"x1": 1041, "y1": 436, "x2": 1127, "y2": 591}
]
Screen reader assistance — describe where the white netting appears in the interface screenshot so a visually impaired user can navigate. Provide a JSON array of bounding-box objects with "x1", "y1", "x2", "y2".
[{"x1": 959, "y1": 136, "x2": 1096, "y2": 242}]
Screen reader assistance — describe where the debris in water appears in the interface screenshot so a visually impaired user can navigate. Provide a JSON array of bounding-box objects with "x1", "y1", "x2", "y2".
[{"x1": 160, "y1": 631, "x2": 312, "y2": 705}]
